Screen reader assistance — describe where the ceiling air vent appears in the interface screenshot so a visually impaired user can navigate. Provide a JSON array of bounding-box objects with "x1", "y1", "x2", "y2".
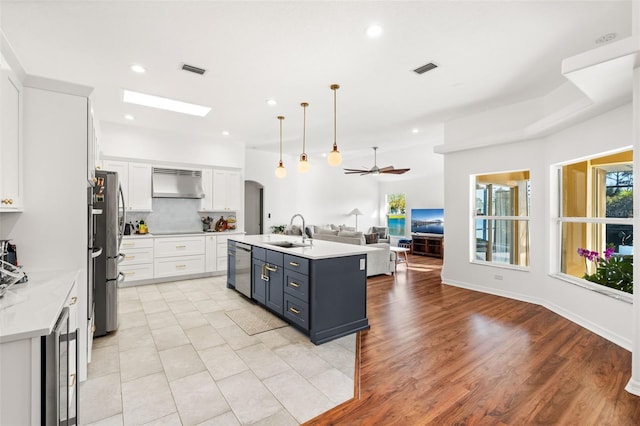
[
  {"x1": 181, "y1": 63, "x2": 207, "y2": 75},
  {"x1": 413, "y1": 62, "x2": 438, "y2": 75}
]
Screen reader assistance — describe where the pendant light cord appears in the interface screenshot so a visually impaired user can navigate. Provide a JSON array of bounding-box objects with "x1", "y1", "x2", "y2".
[
  {"x1": 278, "y1": 116, "x2": 284, "y2": 162},
  {"x1": 302, "y1": 103, "x2": 307, "y2": 153},
  {"x1": 333, "y1": 86, "x2": 337, "y2": 149}
]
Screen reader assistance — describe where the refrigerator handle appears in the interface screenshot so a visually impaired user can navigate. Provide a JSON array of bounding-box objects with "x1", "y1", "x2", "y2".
[
  {"x1": 118, "y1": 184, "x2": 126, "y2": 249},
  {"x1": 117, "y1": 253, "x2": 125, "y2": 263},
  {"x1": 117, "y1": 272, "x2": 126, "y2": 283},
  {"x1": 91, "y1": 247, "x2": 103, "y2": 259}
]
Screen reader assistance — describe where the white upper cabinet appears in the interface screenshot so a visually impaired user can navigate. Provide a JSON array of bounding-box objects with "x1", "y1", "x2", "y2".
[
  {"x1": 101, "y1": 160, "x2": 152, "y2": 211},
  {"x1": 0, "y1": 58, "x2": 24, "y2": 211},
  {"x1": 128, "y1": 162, "x2": 152, "y2": 211},
  {"x1": 200, "y1": 168, "x2": 214, "y2": 211},
  {"x1": 212, "y1": 169, "x2": 242, "y2": 211}
]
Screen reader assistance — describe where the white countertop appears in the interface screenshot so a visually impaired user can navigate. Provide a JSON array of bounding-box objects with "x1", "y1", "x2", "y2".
[
  {"x1": 228, "y1": 234, "x2": 381, "y2": 260},
  {"x1": 124, "y1": 231, "x2": 244, "y2": 239},
  {"x1": 0, "y1": 269, "x2": 79, "y2": 343}
]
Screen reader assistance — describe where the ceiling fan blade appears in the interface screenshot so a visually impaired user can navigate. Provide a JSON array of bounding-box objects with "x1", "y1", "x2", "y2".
[
  {"x1": 344, "y1": 168, "x2": 369, "y2": 174},
  {"x1": 378, "y1": 166, "x2": 395, "y2": 172},
  {"x1": 381, "y1": 168, "x2": 411, "y2": 174}
]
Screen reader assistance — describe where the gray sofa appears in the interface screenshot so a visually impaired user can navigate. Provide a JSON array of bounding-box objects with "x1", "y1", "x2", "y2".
[{"x1": 298, "y1": 225, "x2": 395, "y2": 276}]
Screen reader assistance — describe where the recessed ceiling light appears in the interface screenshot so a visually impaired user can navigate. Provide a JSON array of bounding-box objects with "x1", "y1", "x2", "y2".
[
  {"x1": 595, "y1": 33, "x2": 617, "y2": 44},
  {"x1": 266, "y1": 99, "x2": 277, "y2": 106},
  {"x1": 124, "y1": 114, "x2": 135, "y2": 121},
  {"x1": 122, "y1": 89, "x2": 211, "y2": 117},
  {"x1": 222, "y1": 130, "x2": 230, "y2": 136},
  {"x1": 130, "y1": 64, "x2": 146, "y2": 74},
  {"x1": 412, "y1": 128, "x2": 419, "y2": 134},
  {"x1": 366, "y1": 24, "x2": 383, "y2": 38}
]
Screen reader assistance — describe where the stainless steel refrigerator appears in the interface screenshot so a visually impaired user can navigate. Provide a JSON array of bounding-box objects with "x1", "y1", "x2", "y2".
[{"x1": 93, "y1": 170, "x2": 125, "y2": 336}]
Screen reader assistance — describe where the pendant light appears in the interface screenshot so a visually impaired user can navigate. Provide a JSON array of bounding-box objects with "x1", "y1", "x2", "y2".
[
  {"x1": 327, "y1": 84, "x2": 343, "y2": 167},
  {"x1": 298, "y1": 102, "x2": 310, "y2": 173},
  {"x1": 275, "y1": 115, "x2": 287, "y2": 179}
]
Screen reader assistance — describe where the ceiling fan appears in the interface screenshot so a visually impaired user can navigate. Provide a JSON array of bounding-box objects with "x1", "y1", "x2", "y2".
[{"x1": 344, "y1": 147, "x2": 411, "y2": 175}]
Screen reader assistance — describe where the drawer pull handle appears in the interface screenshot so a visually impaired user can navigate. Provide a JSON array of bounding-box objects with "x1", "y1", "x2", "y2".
[
  {"x1": 176, "y1": 264, "x2": 186, "y2": 268},
  {"x1": 265, "y1": 265, "x2": 277, "y2": 272},
  {"x1": 125, "y1": 271, "x2": 136, "y2": 275},
  {"x1": 289, "y1": 307, "x2": 300, "y2": 314},
  {"x1": 123, "y1": 242, "x2": 134, "y2": 247},
  {"x1": 125, "y1": 255, "x2": 135, "y2": 260},
  {"x1": 70, "y1": 374, "x2": 76, "y2": 387},
  {"x1": 176, "y1": 245, "x2": 186, "y2": 248},
  {"x1": 69, "y1": 297, "x2": 78, "y2": 305},
  {"x1": 290, "y1": 282, "x2": 301, "y2": 288},
  {"x1": 289, "y1": 261, "x2": 299, "y2": 267}
]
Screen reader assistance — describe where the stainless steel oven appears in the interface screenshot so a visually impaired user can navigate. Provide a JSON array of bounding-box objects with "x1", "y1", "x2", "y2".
[{"x1": 42, "y1": 307, "x2": 78, "y2": 426}]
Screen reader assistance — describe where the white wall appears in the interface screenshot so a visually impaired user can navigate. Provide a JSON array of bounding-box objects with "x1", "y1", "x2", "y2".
[{"x1": 441, "y1": 103, "x2": 634, "y2": 348}]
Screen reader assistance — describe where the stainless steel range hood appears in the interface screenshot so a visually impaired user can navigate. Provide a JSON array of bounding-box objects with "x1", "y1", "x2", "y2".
[{"x1": 152, "y1": 167, "x2": 204, "y2": 199}]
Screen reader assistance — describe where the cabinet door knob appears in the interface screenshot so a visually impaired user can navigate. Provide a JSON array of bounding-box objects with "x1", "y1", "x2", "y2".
[{"x1": 69, "y1": 296, "x2": 78, "y2": 305}]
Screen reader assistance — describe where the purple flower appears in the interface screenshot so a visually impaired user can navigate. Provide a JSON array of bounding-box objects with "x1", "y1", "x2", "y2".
[{"x1": 604, "y1": 246, "x2": 615, "y2": 260}]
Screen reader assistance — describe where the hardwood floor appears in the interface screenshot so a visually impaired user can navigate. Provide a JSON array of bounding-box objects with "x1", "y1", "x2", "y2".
[{"x1": 305, "y1": 255, "x2": 640, "y2": 425}]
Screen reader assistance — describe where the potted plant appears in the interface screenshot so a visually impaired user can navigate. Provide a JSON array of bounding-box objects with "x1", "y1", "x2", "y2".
[
  {"x1": 270, "y1": 224, "x2": 286, "y2": 234},
  {"x1": 577, "y1": 245, "x2": 633, "y2": 294}
]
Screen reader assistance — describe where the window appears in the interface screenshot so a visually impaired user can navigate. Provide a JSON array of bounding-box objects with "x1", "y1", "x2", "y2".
[
  {"x1": 473, "y1": 171, "x2": 530, "y2": 267},
  {"x1": 386, "y1": 193, "x2": 406, "y2": 236},
  {"x1": 557, "y1": 150, "x2": 633, "y2": 295}
]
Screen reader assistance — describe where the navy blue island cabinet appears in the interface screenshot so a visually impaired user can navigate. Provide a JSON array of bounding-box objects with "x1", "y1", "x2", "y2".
[{"x1": 230, "y1": 238, "x2": 370, "y2": 345}]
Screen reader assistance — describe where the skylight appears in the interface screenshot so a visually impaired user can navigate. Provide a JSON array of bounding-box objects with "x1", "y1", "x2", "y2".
[{"x1": 122, "y1": 89, "x2": 211, "y2": 117}]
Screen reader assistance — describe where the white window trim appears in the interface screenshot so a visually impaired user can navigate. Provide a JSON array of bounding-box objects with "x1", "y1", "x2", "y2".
[{"x1": 551, "y1": 272, "x2": 633, "y2": 304}]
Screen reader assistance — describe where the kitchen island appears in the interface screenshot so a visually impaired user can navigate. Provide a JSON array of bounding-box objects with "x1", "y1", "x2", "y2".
[{"x1": 228, "y1": 234, "x2": 377, "y2": 344}]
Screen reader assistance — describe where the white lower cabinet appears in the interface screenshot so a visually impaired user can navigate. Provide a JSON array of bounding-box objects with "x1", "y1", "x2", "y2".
[
  {"x1": 216, "y1": 234, "x2": 231, "y2": 272},
  {"x1": 154, "y1": 236, "x2": 205, "y2": 278},
  {"x1": 205, "y1": 235, "x2": 217, "y2": 272},
  {"x1": 120, "y1": 237, "x2": 154, "y2": 282}
]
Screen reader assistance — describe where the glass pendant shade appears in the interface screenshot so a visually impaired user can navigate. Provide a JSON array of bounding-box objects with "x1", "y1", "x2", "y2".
[
  {"x1": 275, "y1": 160, "x2": 287, "y2": 178},
  {"x1": 275, "y1": 115, "x2": 286, "y2": 179},
  {"x1": 298, "y1": 102, "x2": 310, "y2": 173},
  {"x1": 328, "y1": 84, "x2": 342, "y2": 166}
]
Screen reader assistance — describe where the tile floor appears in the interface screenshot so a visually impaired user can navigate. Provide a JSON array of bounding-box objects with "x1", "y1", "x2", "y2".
[{"x1": 80, "y1": 275, "x2": 355, "y2": 425}]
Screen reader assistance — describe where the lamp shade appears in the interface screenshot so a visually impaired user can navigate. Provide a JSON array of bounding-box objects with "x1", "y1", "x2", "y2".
[{"x1": 349, "y1": 208, "x2": 363, "y2": 216}]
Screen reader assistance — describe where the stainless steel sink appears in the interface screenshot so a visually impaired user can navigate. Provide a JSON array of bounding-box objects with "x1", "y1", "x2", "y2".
[{"x1": 265, "y1": 241, "x2": 310, "y2": 248}]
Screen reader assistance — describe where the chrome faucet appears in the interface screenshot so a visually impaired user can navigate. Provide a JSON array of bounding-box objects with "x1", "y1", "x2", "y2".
[{"x1": 290, "y1": 213, "x2": 307, "y2": 243}]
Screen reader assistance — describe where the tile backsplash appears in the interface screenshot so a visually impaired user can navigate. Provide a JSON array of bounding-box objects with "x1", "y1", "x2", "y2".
[{"x1": 126, "y1": 198, "x2": 204, "y2": 233}]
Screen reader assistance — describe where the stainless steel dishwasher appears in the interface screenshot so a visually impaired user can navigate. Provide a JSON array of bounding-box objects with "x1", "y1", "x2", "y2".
[{"x1": 235, "y1": 242, "x2": 252, "y2": 297}]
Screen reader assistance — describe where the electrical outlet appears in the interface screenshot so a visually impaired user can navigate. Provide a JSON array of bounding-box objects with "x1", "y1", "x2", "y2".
[{"x1": 494, "y1": 274, "x2": 503, "y2": 281}]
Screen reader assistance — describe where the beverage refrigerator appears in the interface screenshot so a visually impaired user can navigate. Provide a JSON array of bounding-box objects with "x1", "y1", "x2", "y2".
[{"x1": 92, "y1": 170, "x2": 125, "y2": 336}]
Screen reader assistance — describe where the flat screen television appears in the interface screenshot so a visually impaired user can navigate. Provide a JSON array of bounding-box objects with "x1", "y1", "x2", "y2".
[{"x1": 411, "y1": 208, "x2": 444, "y2": 234}]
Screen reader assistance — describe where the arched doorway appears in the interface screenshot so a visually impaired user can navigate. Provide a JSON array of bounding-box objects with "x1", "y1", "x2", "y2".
[{"x1": 244, "y1": 180, "x2": 264, "y2": 235}]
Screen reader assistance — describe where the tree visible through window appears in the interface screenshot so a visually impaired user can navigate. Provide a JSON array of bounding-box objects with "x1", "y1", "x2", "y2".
[
  {"x1": 558, "y1": 150, "x2": 633, "y2": 294},
  {"x1": 386, "y1": 193, "x2": 406, "y2": 236}
]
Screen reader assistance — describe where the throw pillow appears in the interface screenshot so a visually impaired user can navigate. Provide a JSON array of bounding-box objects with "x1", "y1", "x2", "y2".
[
  {"x1": 372, "y1": 226, "x2": 388, "y2": 239},
  {"x1": 339, "y1": 225, "x2": 356, "y2": 231},
  {"x1": 365, "y1": 233, "x2": 379, "y2": 244}
]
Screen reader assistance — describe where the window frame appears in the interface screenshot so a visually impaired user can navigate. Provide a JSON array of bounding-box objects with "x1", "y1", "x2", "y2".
[
  {"x1": 470, "y1": 170, "x2": 531, "y2": 270},
  {"x1": 551, "y1": 148, "x2": 633, "y2": 303}
]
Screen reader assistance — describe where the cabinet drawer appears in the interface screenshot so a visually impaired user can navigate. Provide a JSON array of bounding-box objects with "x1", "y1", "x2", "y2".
[
  {"x1": 253, "y1": 247, "x2": 266, "y2": 262},
  {"x1": 121, "y1": 237, "x2": 153, "y2": 249},
  {"x1": 154, "y1": 237, "x2": 204, "y2": 257},
  {"x1": 121, "y1": 263, "x2": 154, "y2": 282},
  {"x1": 216, "y1": 234, "x2": 232, "y2": 245},
  {"x1": 284, "y1": 254, "x2": 309, "y2": 274},
  {"x1": 284, "y1": 270, "x2": 309, "y2": 302},
  {"x1": 284, "y1": 294, "x2": 309, "y2": 331},
  {"x1": 266, "y1": 249, "x2": 283, "y2": 266},
  {"x1": 120, "y1": 248, "x2": 153, "y2": 266},
  {"x1": 154, "y1": 255, "x2": 205, "y2": 277}
]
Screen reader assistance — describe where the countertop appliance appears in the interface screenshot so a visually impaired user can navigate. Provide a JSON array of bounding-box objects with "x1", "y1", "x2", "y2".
[
  {"x1": 93, "y1": 170, "x2": 125, "y2": 336},
  {"x1": 234, "y1": 242, "x2": 252, "y2": 297}
]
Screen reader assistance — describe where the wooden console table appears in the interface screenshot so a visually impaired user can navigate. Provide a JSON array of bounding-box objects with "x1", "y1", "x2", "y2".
[{"x1": 411, "y1": 235, "x2": 443, "y2": 258}]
